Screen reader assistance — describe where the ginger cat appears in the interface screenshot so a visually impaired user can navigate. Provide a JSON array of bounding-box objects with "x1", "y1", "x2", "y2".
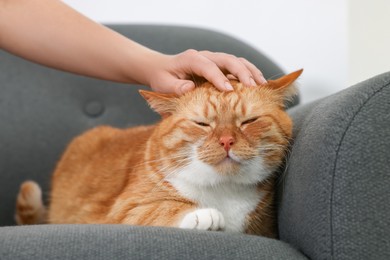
[{"x1": 15, "y1": 70, "x2": 302, "y2": 238}]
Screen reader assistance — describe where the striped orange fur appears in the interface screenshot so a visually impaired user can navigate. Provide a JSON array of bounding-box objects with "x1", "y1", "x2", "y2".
[{"x1": 15, "y1": 70, "x2": 302, "y2": 237}]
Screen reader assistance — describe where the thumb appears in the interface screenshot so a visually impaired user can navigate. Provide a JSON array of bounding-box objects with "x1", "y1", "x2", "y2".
[{"x1": 174, "y1": 80, "x2": 195, "y2": 95}]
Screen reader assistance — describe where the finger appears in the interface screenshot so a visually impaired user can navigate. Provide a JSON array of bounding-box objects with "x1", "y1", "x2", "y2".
[
  {"x1": 199, "y1": 51, "x2": 254, "y2": 87},
  {"x1": 173, "y1": 80, "x2": 195, "y2": 95},
  {"x1": 238, "y1": 57, "x2": 267, "y2": 85},
  {"x1": 198, "y1": 64, "x2": 234, "y2": 91},
  {"x1": 188, "y1": 53, "x2": 233, "y2": 91},
  {"x1": 226, "y1": 74, "x2": 238, "y2": 80},
  {"x1": 149, "y1": 71, "x2": 195, "y2": 94}
]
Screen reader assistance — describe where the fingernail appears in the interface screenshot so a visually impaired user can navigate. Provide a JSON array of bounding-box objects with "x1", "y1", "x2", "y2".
[
  {"x1": 250, "y1": 78, "x2": 257, "y2": 87},
  {"x1": 224, "y1": 82, "x2": 234, "y2": 91},
  {"x1": 180, "y1": 83, "x2": 193, "y2": 93}
]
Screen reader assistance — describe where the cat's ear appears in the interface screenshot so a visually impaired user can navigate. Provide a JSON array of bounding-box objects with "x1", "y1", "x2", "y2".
[
  {"x1": 139, "y1": 90, "x2": 178, "y2": 118},
  {"x1": 266, "y1": 69, "x2": 303, "y2": 105}
]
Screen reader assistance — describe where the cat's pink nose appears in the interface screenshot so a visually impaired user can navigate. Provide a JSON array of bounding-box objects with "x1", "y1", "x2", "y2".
[{"x1": 219, "y1": 136, "x2": 235, "y2": 152}]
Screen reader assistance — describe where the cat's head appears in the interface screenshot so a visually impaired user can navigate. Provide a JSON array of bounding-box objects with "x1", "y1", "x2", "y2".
[{"x1": 140, "y1": 69, "x2": 302, "y2": 186}]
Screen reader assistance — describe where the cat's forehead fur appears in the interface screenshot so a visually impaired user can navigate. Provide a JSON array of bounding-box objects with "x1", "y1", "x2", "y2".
[{"x1": 175, "y1": 81, "x2": 278, "y2": 119}]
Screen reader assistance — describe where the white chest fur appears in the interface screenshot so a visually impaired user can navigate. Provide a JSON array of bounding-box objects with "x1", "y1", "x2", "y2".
[
  {"x1": 169, "y1": 178, "x2": 262, "y2": 232},
  {"x1": 166, "y1": 147, "x2": 270, "y2": 232}
]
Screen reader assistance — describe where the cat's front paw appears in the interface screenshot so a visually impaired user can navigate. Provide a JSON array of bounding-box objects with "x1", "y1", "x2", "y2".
[{"x1": 179, "y1": 208, "x2": 225, "y2": 231}]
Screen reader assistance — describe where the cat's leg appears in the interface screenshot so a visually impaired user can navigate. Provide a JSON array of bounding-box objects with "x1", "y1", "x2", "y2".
[{"x1": 179, "y1": 208, "x2": 225, "y2": 231}]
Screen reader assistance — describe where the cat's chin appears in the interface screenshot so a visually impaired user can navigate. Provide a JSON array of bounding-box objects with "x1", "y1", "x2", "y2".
[
  {"x1": 213, "y1": 157, "x2": 241, "y2": 176},
  {"x1": 219, "y1": 157, "x2": 239, "y2": 165}
]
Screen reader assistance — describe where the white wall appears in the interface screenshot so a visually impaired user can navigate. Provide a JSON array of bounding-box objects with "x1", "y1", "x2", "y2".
[
  {"x1": 348, "y1": 0, "x2": 390, "y2": 85},
  {"x1": 64, "y1": 0, "x2": 348, "y2": 103}
]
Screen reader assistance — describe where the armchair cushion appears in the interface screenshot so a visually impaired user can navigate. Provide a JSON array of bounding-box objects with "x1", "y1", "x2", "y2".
[{"x1": 0, "y1": 225, "x2": 307, "y2": 260}]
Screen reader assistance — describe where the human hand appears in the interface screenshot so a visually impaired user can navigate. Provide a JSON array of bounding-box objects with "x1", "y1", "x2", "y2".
[{"x1": 146, "y1": 49, "x2": 267, "y2": 95}]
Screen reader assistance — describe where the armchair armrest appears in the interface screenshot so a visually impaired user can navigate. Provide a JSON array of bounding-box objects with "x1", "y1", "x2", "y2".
[{"x1": 278, "y1": 72, "x2": 390, "y2": 260}]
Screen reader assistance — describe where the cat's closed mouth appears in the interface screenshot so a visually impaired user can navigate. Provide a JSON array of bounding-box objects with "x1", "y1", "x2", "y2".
[
  {"x1": 226, "y1": 151, "x2": 241, "y2": 162},
  {"x1": 219, "y1": 156, "x2": 240, "y2": 165}
]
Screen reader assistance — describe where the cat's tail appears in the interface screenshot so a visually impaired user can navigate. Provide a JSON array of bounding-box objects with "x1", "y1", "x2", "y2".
[{"x1": 15, "y1": 180, "x2": 47, "y2": 225}]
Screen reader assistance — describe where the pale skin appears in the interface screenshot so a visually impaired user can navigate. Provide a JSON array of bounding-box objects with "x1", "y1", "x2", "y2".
[{"x1": 0, "y1": 0, "x2": 266, "y2": 95}]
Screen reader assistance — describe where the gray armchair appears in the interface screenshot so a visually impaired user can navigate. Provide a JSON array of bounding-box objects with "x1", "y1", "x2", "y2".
[{"x1": 1, "y1": 25, "x2": 389, "y2": 260}]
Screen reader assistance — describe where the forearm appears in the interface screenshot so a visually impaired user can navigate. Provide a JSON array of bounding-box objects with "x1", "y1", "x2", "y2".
[
  {"x1": 0, "y1": 0, "x2": 158, "y2": 85},
  {"x1": 0, "y1": 0, "x2": 266, "y2": 94}
]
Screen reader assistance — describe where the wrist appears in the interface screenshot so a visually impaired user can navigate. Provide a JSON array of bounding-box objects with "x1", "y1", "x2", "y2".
[
  {"x1": 122, "y1": 45, "x2": 169, "y2": 87},
  {"x1": 145, "y1": 51, "x2": 169, "y2": 88}
]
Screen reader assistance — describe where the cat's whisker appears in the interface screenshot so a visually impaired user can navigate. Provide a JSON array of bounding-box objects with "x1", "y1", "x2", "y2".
[
  {"x1": 130, "y1": 163, "x2": 190, "y2": 209},
  {"x1": 110, "y1": 152, "x2": 192, "y2": 173},
  {"x1": 276, "y1": 141, "x2": 294, "y2": 187},
  {"x1": 144, "y1": 157, "x2": 191, "y2": 187},
  {"x1": 133, "y1": 153, "x2": 191, "y2": 168},
  {"x1": 150, "y1": 162, "x2": 191, "y2": 193}
]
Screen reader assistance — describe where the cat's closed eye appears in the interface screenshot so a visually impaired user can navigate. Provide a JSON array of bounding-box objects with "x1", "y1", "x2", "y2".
[
  {"x1": 194, "y1": 121, "x2": 210, "y2": 127},
  {"x1": 241, "y1": 117, "x2": 258, "y2": 126}
]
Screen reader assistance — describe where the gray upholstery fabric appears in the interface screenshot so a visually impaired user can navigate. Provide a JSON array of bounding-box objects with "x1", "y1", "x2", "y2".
[
  {"x1": 0, "y1": 225, "x2": 307, "y2": 260},
  {"x1": 0, "y1": 24, "x2": 284, "y2": 227},
  {"x1": 278, "y1": 72, "x2": 390, "y2": 260}
]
